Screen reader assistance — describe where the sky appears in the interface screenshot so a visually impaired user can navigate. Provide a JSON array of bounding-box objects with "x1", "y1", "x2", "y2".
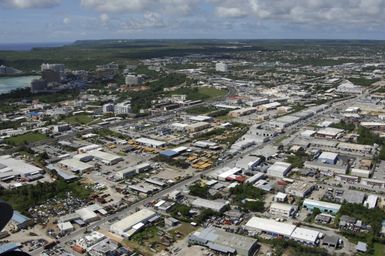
[{"x1": 1, "y1": 0, "x2": 385, "y2": 43}]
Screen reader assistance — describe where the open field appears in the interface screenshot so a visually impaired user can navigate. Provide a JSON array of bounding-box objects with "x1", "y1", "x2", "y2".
[
  {"x1": 5, "y1": 132, "x2": 48, "y2": 145},
  {"x1": 63, "y1": 114, "x2": 95, "y2": 125},
  {"x1": 197, "y1": 87, "x2": 227, "y2": 99},
  {"x1": 374, "y1": 243, "x2": 385, "y2": 256}
]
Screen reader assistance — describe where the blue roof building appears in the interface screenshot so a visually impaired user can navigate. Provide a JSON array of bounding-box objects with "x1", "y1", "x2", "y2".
[
  {"x1": 11, "y1": 211, "x2": 33, "y2": 229},
  {"x1": 0, "y1": 243, "x2": 21, "y2": 254},
  {"x1": 159, "y1": 150, "x2": 178, "y2": 158}
]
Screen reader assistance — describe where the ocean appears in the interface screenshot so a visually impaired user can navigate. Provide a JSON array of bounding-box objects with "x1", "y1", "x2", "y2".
[
  {"x1": 0, "y1": 76, "x2": 40, "y2": 94},
  {"x1": 0, "y1": 42, "x2": 69, "y2": 51}
]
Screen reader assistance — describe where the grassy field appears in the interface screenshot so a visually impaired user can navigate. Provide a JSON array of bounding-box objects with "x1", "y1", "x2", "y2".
[
  {"x1": 63, "y1": 114, "x2": 95, "y2": 125},
  {"x1": 5, "y1": 132, "x2": 48, "y2": 145},
  {"x1": 374, "y1": 243, "x2": 385, "y2": 256},
  {"x1": 186, "y1": 106, "x2": 217, "y2": 114},
  {"x1": 170, "y1": 222, "x2": 197, "y2": 238},
  {"x1": 215, "y1": 114, "x2": 234, "y2": 121},
  {"x1": 123, "y1": 226, "x2": 164, "y2": 256},
  {"x1": 348, "y1": 77, "x2": 380, "y2": 87},
  {"x1": 197, "y1": 87, "x2": 227, "y2": 99}
]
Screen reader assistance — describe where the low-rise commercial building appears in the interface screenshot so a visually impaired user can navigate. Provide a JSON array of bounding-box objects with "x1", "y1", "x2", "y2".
[
  {"x1": 245, "y1": 217, "x2": 296, "y2": 238},
  {"x1": 135, "y1": 137, "x2": 166, "y2": 148},
  {"x1": 269, "y1": 202, "x2": 296, "y2": 217},
  {"x1": 110, "y1": 208, "x2": 158, "y2": 238},
  {"x1": 245, "y1": 217, "x2": 321, "y2": 246},
  {"x1": 88, "y1": 150, "x2": 123, "y2": 165},
  {"x1": 303, "y1": 199, "x2": 341, "y2": 215},
  {"x1": 116, "y1": 162, "x2": 152, "y2": 180},
  {"x1": 267, "y1": 162, "x2": 292, "y2": 178},
  {"x1": 285, "y1": 181, "x2": 315, "y2": 198},
  {"x1": 191, "y1": 198, "x2": 229, "y2": 212},
  {"x1": 290, "y1": 227, "x2": 320, "y2": 246},
  {"x1": 187, "y1": 122, "x2": 211, "y2": 132},
  {"x1": 364, "y1": 194, "x2": 378, "y2": 209},
  {"x1": 189, "y1": 227, "x2": 259, "y2": 256},
  {"x1": 351, "y1": 168, "x2": 371, "y2": 178},
  {"x1": 10, "y1": 211, "x2": 33, "y2": 230},
  {"x1": 58, "y1": 158, "x2": 93, "y2": 174},
  {"x1": 361, "y1": 178, "x2": 385, "y2": 189},
  {"x1": 0, "y1": 155, "x2": 44, "y2": 181}
]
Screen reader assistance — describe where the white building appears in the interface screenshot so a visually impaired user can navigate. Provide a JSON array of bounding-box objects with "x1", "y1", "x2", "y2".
[
  {"x1": 351, "y1": 168, "x2": 371, "y2": 178},
  {"x1": 41, "y1": 63, "x2": 65, "y2": 74},
  {"x1": 125, "y1": 74, "x2": 144, "y2": 86},
  {"x1": 116, "y1": 162, "x2": 152, "y2": 180},
  {"x1": 290, "y1": 227, "x2": 320, "y2": 246},
  {"x1": 215, "y1": 62, "x2": 228, "y2": 72},
  {"x1": 364, "y1": 194, "x2": 378, "y2": 209},
  {"x1": 58, "y1": 222, "x2": 74, "y2": 233},
  {"x1": 0, "y1": 155, "x2": 43, "y2": 181},
  {"x1": 110, "y1": 208, "x2": 157, "y2": 238},
  {"x1": 88, "y1": 150, "x2": 123, "y2": 165},
  {"x1": 191, "y1": 198, "x2": 229, "y2": 212},
  {"x1": 285, "y1": 181, "x2": 315, "y2": 198},
  {"x1": 336, "y1": 80, "x2": 363, "y2": 94},
  {"x1": 245, "y1": 217, "x2": 321, "y2": 246},
  {"x1": 135, "y1": 137, "x2": 166, "y2": 148},
  {"x1": 267, "y1": 162, "x2": 292, "y2": 178},
  {"x1": 212, "y1": 167, "x2": 242, "y2": 181},
  {"x1": 58, "y1": 158, "x2": 93, "y2": 174},
  {"x1": 114, "y1": 101, "x2": 131, "y2": 115},
  {"x1": 269, "y1": 202, "x2": 296, "y2": 217},
  {"x1": 245, "y1": 217, "x2": 296, "y2": 238},
  {"x1": 102, "y1": 103, "x2": 114, "y2": 113}
]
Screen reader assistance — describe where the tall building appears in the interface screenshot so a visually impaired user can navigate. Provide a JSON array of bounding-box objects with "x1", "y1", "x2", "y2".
[
  {"x1": 41, "y1": 63, "x2": 65, "y2": 73},
  {"x1": 42, "y1": 69, "x2": 61, "y2": 83},
  {"x1": 41, "y1": 63, "x2": 65, "y2": 80},
  {"x1": 215, "y1": 62, "x2": 228, "y2": 72},
  {"x1": 125, "y1": 74, "x2": 144, "y2": 86},
  {"x1": 114, "y1": 101, "x2": 131, "y2": 115},
  {"x1": 30, "y1": 79, "x2": 48, "y2": 94},
  {"x1": 102, "y1": 103, "x2": 114, "y2": 113}
]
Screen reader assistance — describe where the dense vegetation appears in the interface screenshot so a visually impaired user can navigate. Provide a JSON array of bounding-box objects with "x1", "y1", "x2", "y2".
[
  {"x1": 357, "y1": 127, "x2": 383, "y2": 145},
  {"x1": 230, "y1": 184, "x2": 265, "y2": 212},
  {"x1": 170, "y1": 203, "x2": 222, "y2": 224},
  {"x1": 286, "y1": 153, "x2": 307, "y2": 168},
  {"x1": 338, "y1": 203, "x2": 385, "y2": 236},
  {"x1": 336, "y1": 203, "x2": 385, "y2": 253},
  {"x1": 123, "y1": 73, "x2": 188, "y2": 112},
  {"x1": 0, "y1": 180, "x2": 92, "y2": 214},
  {"x1": 348, "y1": 77, "x2": 380, "y2": 87},
  {"x1": 186, "y1": 106, "x2": 217, "y2": 115},
  {"x1": 153, "y1": 155, "x2": 190, "y2": 169},
  {"x1": 5, "y1": 132, "x2": 48, "y2": 145},
  {"x1": 189, "y1": 183, "x2": 210, "y2": 199},
  {"x1": 0, "y1": 87, "x2": 80, "y2": 105},
  {"x1": 260, "y1": 238, "x2": 330, "y2": 256},
  {"x1": 330, "y1": 120, "x2": 356, "y2": 132}
]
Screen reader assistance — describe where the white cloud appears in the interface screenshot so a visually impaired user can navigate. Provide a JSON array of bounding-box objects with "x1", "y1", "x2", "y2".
[
  {"x1": 216, "y1": 7, "x2": 247, "y2": 18},
  {"x1": 99, "y1": 13, "x2": 109, "y2": 25},
  {"x1": 80, "y1": 0, "x2": 197, "y2": 14},
  {"x1": 246, "y1": 0, "x2": 385, "y2": 26},
  {"x1": 0, "y1": 0, "x2": 61, "y2": 8},
  {"x1": 121, "y1": 12, "x2": 167, "y2": 31},
  {"x1": 80, "y1": 0, "x2": 148, "y2": 13},
  {"x1": 62, "y1": 17, "x2": 70, "y2": 24}
]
